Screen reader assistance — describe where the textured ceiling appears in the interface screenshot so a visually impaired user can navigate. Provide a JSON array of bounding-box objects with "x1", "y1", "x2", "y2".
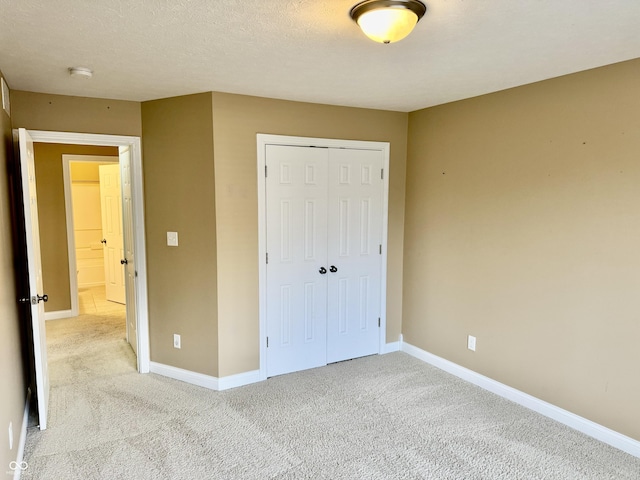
[{"x1": 1, "y1": 0, "x2": 639, "y2": 112}]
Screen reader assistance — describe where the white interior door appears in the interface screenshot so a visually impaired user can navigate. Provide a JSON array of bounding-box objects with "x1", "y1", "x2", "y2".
[
  {"x1": 120, "y1": 146, "x2": 137, "y2": 355},
  {"x1": 326, "y1": 148, "x2": 383, "y2": 363},
  {"x1": 99, "y1": 164, "x2": 126, "y2": 304},
  {"x1": 265, "y1": 144, "x2": 383, "y2": 377},
  {"x1": 266, "y1": 145, "x2": 329, "y2": 377},
  {"x1": 18, "y1": 128, "x2": 50, "y2": 430}
]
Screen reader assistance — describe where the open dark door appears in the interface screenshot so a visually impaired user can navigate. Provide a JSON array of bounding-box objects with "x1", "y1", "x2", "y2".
[{"x1": 14, "y1": 128, "x2": 49, "y2": 429}]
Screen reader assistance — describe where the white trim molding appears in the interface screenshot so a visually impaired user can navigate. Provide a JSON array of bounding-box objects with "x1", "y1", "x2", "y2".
[
  {"x1": 218, "y1": 370, "x2": 261, "y2": 391},
  {"x1": 43, "y1": 310, "x2": 74, "y2": 321},
  {"x1": 256, "y1": 134, "x2": 391, "y2": 381},
  {"x1": 150, "y1": 362, "x2": 261, "y2": 391},
  {"x1": 381, "y1": 341, "x2": 400, "y2": 354},
  {"x1": 401, "y1": 342, "x2": 640, "y2": 458},
  {"x1": 150, "y1": 362, "x2": 218, "y2": 390},
  {"x1": 14, "y1": 388, "x2": 31, "y2": 480}
]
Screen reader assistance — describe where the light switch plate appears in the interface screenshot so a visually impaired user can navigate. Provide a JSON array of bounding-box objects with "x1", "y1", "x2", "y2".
[{"x1": 167, "y1": 231, "x2": 178, "y2": 246}]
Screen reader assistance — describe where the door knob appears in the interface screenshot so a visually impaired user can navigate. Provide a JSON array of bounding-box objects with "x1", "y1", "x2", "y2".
[
  {"x1": 101, "y1": 239, "x2": 107, "y2": 244},
  {"x1": 329, "y1": 265, "x2": 338, "y2": 273},
  {"x1": 121, "y1": 259, "x2": 128, "y2": 265},
  {"x1": 33, "y1": 294, "x2": 48, "y2": 304},
  {"x1": 319, "y1": 267, "x2": 327, "y2": 274}
]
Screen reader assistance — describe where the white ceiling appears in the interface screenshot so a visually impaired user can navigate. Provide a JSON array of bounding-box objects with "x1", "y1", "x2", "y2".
[{"x1": 1, "y1": 0, "x2": 639, "y2": 112}]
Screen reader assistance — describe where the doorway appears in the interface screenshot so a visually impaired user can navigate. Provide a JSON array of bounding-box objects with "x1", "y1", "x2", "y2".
[
  {"x1": 257, "y1": 134, "x2": 391, "y2": 380},
  {"x1": 28, "y1": 130, "x2": 149, "y2": 373},
  {"x1": 19, "y1": 129, "x2": 148, "y2": 430},
  {"x1": 62, "y1": 155, "x2": 124, "y2": 313}
]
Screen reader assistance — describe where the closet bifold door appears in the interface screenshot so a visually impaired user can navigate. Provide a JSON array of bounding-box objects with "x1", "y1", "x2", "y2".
[
  {"x1": 265, "y1": 145, "x2": 329, "y2": 377},
  {"x1": 326, "y1": 148, "x2": 383, "y2": 363}
]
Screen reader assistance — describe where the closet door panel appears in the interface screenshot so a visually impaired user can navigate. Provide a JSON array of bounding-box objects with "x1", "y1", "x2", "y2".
[
  {"x1": 326, "y1": 148, "x2": 383, "y2": 363},
  {"x1": 265, "y1": 145, "x2": 329, "y2": 377}
]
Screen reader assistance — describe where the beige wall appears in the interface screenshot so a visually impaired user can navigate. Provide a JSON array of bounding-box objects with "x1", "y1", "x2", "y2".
[
  {"x1": 404, "y1": 58, "x2": 640, "y2": 441},
  {"x1": 11, "y1": 91, "x2": 141, "y2": 136},
  {"x1": 141, "y1": 93, "x2": 219, "y2": 376},
  {"x1": 211, "y1": 93, "x2": 408, "y2": 376},
  {"x1": 70, "y1": 162, "x2": 101, "y2": 182},
  {"x1": 0, "y1": 71, "x2": 27, "y2": 475},
  {"x1": 33, "y1": 144, "x2": 119, "y2": 311}
]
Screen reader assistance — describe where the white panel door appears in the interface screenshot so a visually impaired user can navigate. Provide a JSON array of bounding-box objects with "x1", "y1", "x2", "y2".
[
  {"x1": 265, "y1": 144, "x2": 384, "y2": 376},
  {"x1": 266, "y1": 145, "x2": 329, "y2": 377},
  {"x1": 99, "y1": 164, "x2": 126, "y2": 304},
  {"x1": 120, "y1": 146, "x2": 137, "y2": 355},
  {"x1": 18, "y1": 128, "x2": 50, "y2": 430},
  {"x1": 326, "y1": 148, "x2": 383, "y2": 363}
]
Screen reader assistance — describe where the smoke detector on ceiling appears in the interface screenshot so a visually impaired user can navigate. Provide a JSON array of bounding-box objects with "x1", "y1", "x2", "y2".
[{"x1": 68, "y1": 67, "x2": 93, "y2": 79}]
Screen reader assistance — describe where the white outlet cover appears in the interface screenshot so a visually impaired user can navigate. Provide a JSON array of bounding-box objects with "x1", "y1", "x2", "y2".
[
  {"x1": 467, "y1": 335, "x2": 476, "y2": 351},
  {"x1": 167, "y1": 231, "x2": 178, "y2": 247},
  {"x1": 8, "y1": 421, "x2": 13, "y2": 450},
  {"x1": 173, "y1": 334, "x2": 181, "y2": 349}
]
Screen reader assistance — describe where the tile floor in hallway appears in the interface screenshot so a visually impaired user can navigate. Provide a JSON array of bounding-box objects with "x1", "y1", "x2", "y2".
[{"x1": 78, "y1": 285, "x2": 126, "y2": 315}]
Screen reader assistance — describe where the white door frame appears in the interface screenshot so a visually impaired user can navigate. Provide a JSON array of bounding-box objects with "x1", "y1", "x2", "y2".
[
  {"x1": 28, "y1": 130, "x2": 150, "y2": 374},
  {"x1": 256, "y1": 134, "x2": 390, "y2": 381},
  {"x1": 61, "y1": 154, "x2": 119, "y2": 319}
]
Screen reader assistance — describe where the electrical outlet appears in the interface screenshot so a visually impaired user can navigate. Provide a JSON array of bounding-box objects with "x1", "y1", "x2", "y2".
[
  {"x1": 9, "y1": 421, "x2": 13, "y2": 450},
  {"x1": 173, "y1": 334, "x2": 181, "y2": 349},
  {"x1": 467, "y1": 335, "x2": 476, "y2": 351}
]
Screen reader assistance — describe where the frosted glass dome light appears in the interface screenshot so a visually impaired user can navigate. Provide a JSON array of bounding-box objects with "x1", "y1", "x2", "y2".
[{"x1": 350, "y1": 0, "x2": 426, "y2": 44}]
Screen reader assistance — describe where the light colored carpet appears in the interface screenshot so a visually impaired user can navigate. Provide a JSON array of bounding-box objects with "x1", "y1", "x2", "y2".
[{"x1": 22, "y1": 313, "x2": 640, "y2": 479}]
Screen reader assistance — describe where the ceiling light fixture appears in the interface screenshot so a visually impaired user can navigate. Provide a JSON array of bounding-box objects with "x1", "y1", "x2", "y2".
[
  {"x1": 68, "y1": 67, "x2": 93, "y2": 79},
  {"x1": 350, "y1": 0, "x2": 426, "y2": 44}
]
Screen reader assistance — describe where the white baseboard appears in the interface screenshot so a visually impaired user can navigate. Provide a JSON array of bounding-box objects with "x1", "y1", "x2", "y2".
[
  {"x1": 381, "y1": 341, "x2": 400, "y2": 354},
  {"x1": 401, "y1": 342, "x2": 640, "y2": 459},
  {"x1": 149, "y1": 362, "x2": 261, "y2": 391},
  {"x1": 150, "y1": 362, "x2": 218, "y2": 390},
  {"x1": 218, "y1": 370, "x2": 261, "y2": 390},
  {"x1": 44, "y1": 309, "x2": 75, "y2": 321},
  {"x1": 14, "y1": 388, "x2": 31, "y2": 480}
]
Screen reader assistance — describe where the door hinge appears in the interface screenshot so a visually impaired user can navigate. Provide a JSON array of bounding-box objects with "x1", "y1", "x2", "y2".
[
  {"x1": 381, "y1": 169, "x2": 384, "y2": 180},
  {"x1": 266, "y1": 252, "x2": 269, "y2": 264},
  {"x1": 378, "y1": 317, "x2": 381, "y2": 328},
  {"x1": 265, "y1": 165, "x2": 268, "y2": 177},
  {"x1": 266, "y1": 337, "x2": 269, "y2": 348},
  {"x1": 379, "y1": 244, "x2": 382, "y2": 255}
]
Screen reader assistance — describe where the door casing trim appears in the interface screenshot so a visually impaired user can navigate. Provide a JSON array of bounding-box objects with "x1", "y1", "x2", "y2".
[
  {"x1": 256, "y1": 134, "x2": 390, "y2": 381},
  {"x1": 28, "y1": 130, "x2": 149, "y2": 374}
]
